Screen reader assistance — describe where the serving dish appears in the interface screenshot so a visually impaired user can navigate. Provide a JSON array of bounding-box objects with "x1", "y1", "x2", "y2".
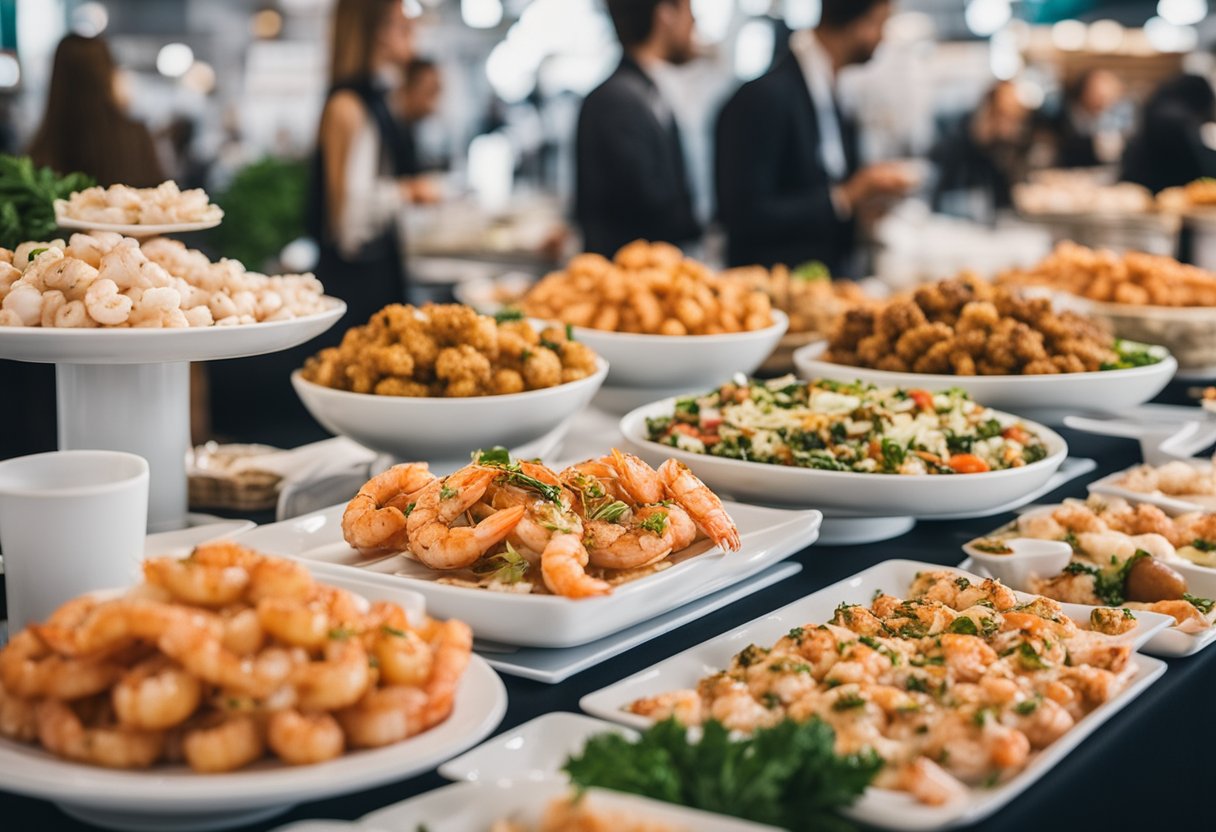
[
  {"x1": 53, "y1": 200, "x2": 221, "y2": 237},
  {"x1": 0, "y1": 298, "x2": 345, "y2": 365},
  {"x1": 0, "y1": 568, "x2": 506, "y2": 832},
  {"x1": 570, "y1": 309, "x2": 788, "y2": 389},
  {"x1": 963, "y1": 501, "x2": 1216, "y2": 657},
  {"x1": 236, "y1": 498, "x2": 822, "y2": 648},
  {"x1": 793, "y1": 340, "x2": 1176, "y2": 414},
  {"x1": 291, "y1": 357, "x2": 607, "y2": 462},
  {"x1": 1074, "y1": 298, "x2": 1216, "y2": 372},
  {"x1": 1088, "y1": 457, "x2": 1216, "y2": 515},
  {"x1": 619, "y1": 397, "x2": 1067, "y2": 517},
  {"x1": 359, "y1": 778, "x2": 779, "y2": 832},
  {"x1": 579, "y1": 559, "x2": 1169, "y2": 830}
]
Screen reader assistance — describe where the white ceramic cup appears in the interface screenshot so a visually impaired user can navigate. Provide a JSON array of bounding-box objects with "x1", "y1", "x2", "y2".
[{"x1": 0, "y1": 450, "x2": 149, "y2": 628}]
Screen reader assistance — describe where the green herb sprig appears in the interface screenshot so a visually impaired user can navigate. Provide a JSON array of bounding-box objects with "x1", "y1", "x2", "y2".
[{"x1": 563, "y1": 718, "x2": 881, "y2": 832}]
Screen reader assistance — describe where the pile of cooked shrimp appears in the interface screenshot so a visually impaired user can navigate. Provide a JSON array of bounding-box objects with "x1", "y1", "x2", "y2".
[
  {"x1": 0, "y1": 542, "x2": 472, "y2": 772},
  {"x1": 0, "y1": 233, "x2": 326, "y2": 328},
  {"x1": 629, "y1": 571, "x2": 1137, "y2": 806},
  {"x1": 62, "y1": 182, "x2": 223, "y2": 226},
  {"x1": 342, "y1": 448, "x2": 742, "y2": 599}
]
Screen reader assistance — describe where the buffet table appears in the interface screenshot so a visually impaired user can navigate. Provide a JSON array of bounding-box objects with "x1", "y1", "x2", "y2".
[{"x1": 1, "y1": 424, "x2": 1213, "y2": 831}]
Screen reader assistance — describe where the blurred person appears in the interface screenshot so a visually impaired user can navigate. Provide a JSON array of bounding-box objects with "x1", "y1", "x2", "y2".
[
  {"x1": 575, "y1": 0, "x2": 702, "y2": 257},
  {"x1": 28, "y1": 34, "x2": 165, "y2": 185},
  {"x1": 714, "y1": 0, "x2": 913, "y2": 273},
  {"x1": 931, "y1": 80, "x2": 1034, "y2": 221},
  {"x1": 1044, "y1": 69, "x2": 1128, "y2": 169},
  {"x1": 306, "y1": 0, "x2": 423, "y2": 328},
  {"x1": 397, "y1": 57, "x2": 442, "y2": 173},
  {"x1": 1122, "y1": 74, "x2": 1216, "y2": 194}
]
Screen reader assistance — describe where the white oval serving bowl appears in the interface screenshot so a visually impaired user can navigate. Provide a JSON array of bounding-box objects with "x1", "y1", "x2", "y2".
[
  {"x1": 569, "y1": 310, "x2": 788, "y2": 389},
  {"x1": 792, "y1": 340, "x2": 1176, "y2": 413},
  {"x1": 291, "y1": 356, "x2": 608, "y2": 461},
  {"x1": 619, "y1": 396, "x2": 1068, "y2": 516}
]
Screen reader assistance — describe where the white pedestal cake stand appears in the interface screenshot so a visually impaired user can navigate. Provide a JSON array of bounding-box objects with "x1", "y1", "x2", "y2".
[{"x1": 0, "y1": 300, "x2": 345, "y2": 532}]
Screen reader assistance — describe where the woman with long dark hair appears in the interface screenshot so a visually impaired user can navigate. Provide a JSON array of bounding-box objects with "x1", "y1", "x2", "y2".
[
  {"x1": 28, "y1": 34, "x2": 164, "y2": 184},
  {"x1": 307, "y1": 0, "x2": 424, "y2": 330}
]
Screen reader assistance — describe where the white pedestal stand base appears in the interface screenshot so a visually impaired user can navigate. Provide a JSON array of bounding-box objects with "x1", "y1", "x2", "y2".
[{"x1": 57, "y1": 362, "x2": 189, "y2": 532}]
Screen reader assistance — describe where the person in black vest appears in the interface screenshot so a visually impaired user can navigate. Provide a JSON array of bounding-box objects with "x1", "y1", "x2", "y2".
[
  {"x1": 575, "y1": 0, "x2": 701, "y2": 257},
  {"x1": 209, "y1": 0, "x2": 422, "y2": 443},
  {"x1": 308, "y1": 0, "x2": 425, "y2": 329},
  {"x1": 1122, "y1": 74, "x2": 1216, "y2": 194},
  {"x1": 714, "y1": 0, "x2": 913, "y2": 274}
]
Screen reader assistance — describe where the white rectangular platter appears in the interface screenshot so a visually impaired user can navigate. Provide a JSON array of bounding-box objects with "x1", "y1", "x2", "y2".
[
  {"x1": 578, "y1": 559, "x2": 1169, "y2": 831},
  {"x1": 237, "y1": 500, "x2": 822, "y2": 648},
  {"x1": 476, "y1": 561, "x2": 801, "y2": 683},
  {"x1": 1087, "y1": 458, "x2": 1216, "y2": 515}
]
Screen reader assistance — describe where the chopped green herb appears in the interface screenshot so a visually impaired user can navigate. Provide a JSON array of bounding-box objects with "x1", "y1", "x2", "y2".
[
  {"x1": 954, "y1": 577, "x2": 971, "y2": 591},
  {"x1": 380, "y1": 625, "x2": 407, "y2": 638},
  {"x1": 639, "y1": 511, "x2": 669, "y2": 535},
  {"x1": 328, "y1": 627, "x2": 355, "y2": 640},
  {"x1": 588, "y1": 500, "x2": 630, "y2": 523},
  {"x1": 403, "y1": 502, "x2": 415, "y2": 516},
  {"x1": 493, "y1": 307, "x2": 524, "y2": 323},
  {"x1": 1017, "y1": 642, "x2": 1048, "y2": 670},
  {"x1": 1014, "y1": 697, "x2": 1040, "y2": 715},
  {"x1": 832, "y1": 694, "x2": 867, "y2": 711},
  {"x1": 1184, "y1": 594, "x2": 1216, "y2": 615},
  {"x1": 439, "y1": 485, "x2": 457, "y2": 500},
  {"x1": 470, "y1": 542, "x2": 530, "y2": 584},
  {"x1": 1190, "y1": 539, "x2": 1216, "y2": 553},
  {"x1": 27, "y1": 247, "x2": 47, "y2": 261},
  {"x1": 947, "y1": 616, "x2": 979, "y2": 636},
  {"x1": 906, "y1": 676, "x2": 931, "y2": 693}
]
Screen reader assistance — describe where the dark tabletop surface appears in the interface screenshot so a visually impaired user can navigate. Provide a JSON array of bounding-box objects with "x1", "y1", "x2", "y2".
[{"x1": 2, "y1": 425, "x2": 1214, "y2": 831}]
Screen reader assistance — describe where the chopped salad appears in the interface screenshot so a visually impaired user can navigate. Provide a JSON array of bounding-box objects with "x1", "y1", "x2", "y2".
[{"x1": 645, "y1": 376, "x2": 1050, "y2": 475}]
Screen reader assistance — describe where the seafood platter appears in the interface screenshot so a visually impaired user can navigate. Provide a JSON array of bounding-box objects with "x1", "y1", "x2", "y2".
[{"x1": 6, "y1": 201, "x2": 1216, "y2": 832}]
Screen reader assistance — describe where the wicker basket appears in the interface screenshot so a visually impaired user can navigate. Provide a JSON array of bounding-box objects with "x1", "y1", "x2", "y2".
[{"x1": 187, "y1": 443, "x2": 283, "y2": 513}]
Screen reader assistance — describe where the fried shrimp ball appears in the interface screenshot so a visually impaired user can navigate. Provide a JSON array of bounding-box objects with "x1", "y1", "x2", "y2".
[
  {"x1": 520, "y1": 240, "x2": 774, "y2": 335},
  {"x1": 300, "y1": 303, "x2": 601, "y2": 397},
  {"x1": 824, "y1": 277, "x2": 1126, "y2": 376}
]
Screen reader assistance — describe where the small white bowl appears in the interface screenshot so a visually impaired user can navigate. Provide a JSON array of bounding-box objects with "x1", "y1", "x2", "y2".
[
  {"x1": 961, "y1": 537, "x2": 1074, "y2": 589},
  {"x1": 570, "y1": 310, "x2": 789, "y2": 389},
  {"x1": 291, "y1": 357, "x2": 608, "y2": 462}
]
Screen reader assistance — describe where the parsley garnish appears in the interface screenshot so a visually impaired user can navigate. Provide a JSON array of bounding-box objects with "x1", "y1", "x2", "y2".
[
  {"x1": 27, "y1": 246, "x2": 47, "y2": 261},
  {"x1": 493, "y1": 307, "x2": 524, "y2": 323},
  {"x1": 439, "y1": 485, "x2": 457, "y2": 500},
  {"x1": 1014, "y1": 697, "x2": 1040, "y2": 715},
  {"x1": 380, "y1": 625, "x2": 407, "y2": 637},
  {"x1": 947, "y1": 616, "x2": 978, "y2": 636},
  {"x1": 563, "y1": 718, "x2": 880, "y2": 831},
  {"x1": 472, "y1": 446, "x2": 562, "y2": 503},
  {"x1": 588, "y1": 500, "x2": 630, "y2": 523}
]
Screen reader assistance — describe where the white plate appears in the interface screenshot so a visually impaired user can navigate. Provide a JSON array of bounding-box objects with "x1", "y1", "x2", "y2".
[
  {"x1": 54, "y1": 200, "x2": 222, "y2": 237},
  {"x1": 959, "y1": 554, "x2": 1216, "y2": 658},
  {"x1": 0, "y1": 299, "x2": 345, "y2": 365},
  {"x1": 1088, "y1": 458, "x2": 1216, "y2": 515},
  {"x1": 475, "y1": 562, "x2": 801, "y2": 683},
  {"x1": 619, "y1": 398, "x2": 1068, "y2": 516},
  {"x1": 440, "y1": 711, "x2": 633, "y2": 783},
  {"x1": 359, "y1": 778, "x2": 779, "y2": 832},
  {"x1": 792, "y1": 340, "x2": 1177, "y2": 413},
  {"x1": 290, "y1": 357, "x2": 607, "y2": 462},
  {"x1": 0, "y1": 574, "x2": 507, "y2": 832},
  {"x1": 569, "y1": 310, "x2": 788, "y2": 389},
  {"x1": 579, "y1": 559, "x2": 1169, "y2": 831},
  {"x1": 236, "y1": 500, "x2": 822, "y2": 649}
]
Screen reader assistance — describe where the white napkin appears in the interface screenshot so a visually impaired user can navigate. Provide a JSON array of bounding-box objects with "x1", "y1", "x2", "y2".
[{"x1": 229, "y1": 437, "x2": 377, "y2": 483}]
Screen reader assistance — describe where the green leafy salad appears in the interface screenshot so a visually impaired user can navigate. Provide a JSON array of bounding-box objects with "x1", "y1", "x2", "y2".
[
  {"x1": 645, "y1": 376, "x2": 1050, "y2": 475},
  {"x1": 564, "y1": 718, "x2": 880, "y2": 832}
]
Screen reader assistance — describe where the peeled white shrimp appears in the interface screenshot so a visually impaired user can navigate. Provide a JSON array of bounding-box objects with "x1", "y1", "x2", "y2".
[
  {"x1": 2, "y1": 284, "x2": 44, "y2": 325},
  {"x1": 65, "y1": 232, "x2": 123, "y2": 267},
  {"x1": 231, "y1": 290, "x2": 257, "y2": 317},
  {"x1": 137, "y1": 286, "x2": 182, "y2": 313},
  {"x1": 55, "y1": 299, "x2": 95, "y2": 328},
  {"x1": 0, "y1": 262, "x2": 21, "y2": 296},
  {"x1": 0, "y1": 310, "x2": 23, "y2": 326},
  {"x1": 184, "y1": 306, "x2": 213, "y2": 327},
  {"x1": 39, "y1": 289, "x2": 66, "y2": 327},
  {"x1": 42, "y1": 257, "x2": 99, "y2": 300},
  {"x1": 14, "y1": 240, "x2": 65, "y2": 271},
  {"x1": 208, "y1": 292, "x2": 238, "y2": 320},
  {"x1": 1016, "y1": 511, "x2": 1065, "y2": 541},
  {"x1": 85, "y1": 278, "x2": 133, "y2": 326}
]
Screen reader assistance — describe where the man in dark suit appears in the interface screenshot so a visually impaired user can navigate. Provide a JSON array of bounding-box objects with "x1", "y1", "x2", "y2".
[
  {"x1": 575, "y1": 0, "x2": 701, "y2": 257},
  {"x1": 715, "y1": 0, "x2": 912, "y2": 273}
]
